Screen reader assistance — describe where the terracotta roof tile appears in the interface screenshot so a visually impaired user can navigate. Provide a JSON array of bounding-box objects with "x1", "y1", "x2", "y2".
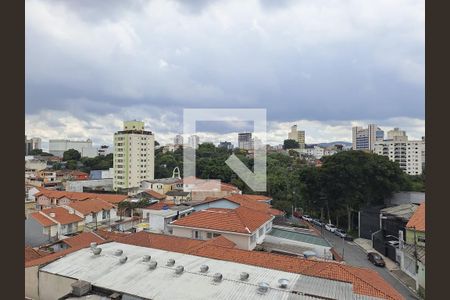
[
  {"x1": 144, "y1": 190, "x2": 166, "y2": 200},
  {"x1": 35, "y1": 188, "x2": 128, "y2": 204},
  {"x1": 39, "y1": 207, "x2": 83, "y2": 225},
  {"x1": 25, "y1": 246, "x2": 44, "y2": 263},
  {"x1": 67, "y1": 198, "x2": 114, "y2": 215},
  {"x1": 30, "y1": 212, "x2": 57, "y2": 227},
  {"x1": 406, "y1": 202, "x2": 425, "y2": 231},
  {"x1": 61, "y1": 232, "x2": 105, "y2": 248},
  {"x1": 171, "y1": 206, "x2": 272, "y2": 234},
  {"x1": 143, "y1": 201, "x2": 174, "y2": 210}
]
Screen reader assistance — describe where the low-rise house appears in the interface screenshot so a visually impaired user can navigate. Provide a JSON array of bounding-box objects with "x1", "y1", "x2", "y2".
[
  {"x1": 170, "y1": 206, "x2": 274, "y2": 250},
  {"x1": 26, "y1": 207, "x2": 84, "y2": 246},
  {"x1": 400, "y1": 202, "x2": 425, "y2": 296},
  {"x1": 141, "y1": 178, "x2": 182, "y2": 195},
  {"x1": 191, "y1": 194, "x2": 283, "y2": 218},
  {"x1": 165, "y1": 190, "x2": 191, "y2": 204},
  {"x1": 142, "y1": 201, "x2": 194, "y2": 234},
  {"x1": 35, "y1": 188, "x2": 128, "y2": 209},
  {"x1": 62, "y1": 198, "x2": 118, "y2": 230},
  {"x1": 56, "y1": 170, "x2": 89, "y2": 181}
]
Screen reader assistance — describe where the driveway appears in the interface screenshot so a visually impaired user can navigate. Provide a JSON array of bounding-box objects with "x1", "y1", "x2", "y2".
[{"x1": 314, "y1": 224, "x2": 418, "y2": 300}]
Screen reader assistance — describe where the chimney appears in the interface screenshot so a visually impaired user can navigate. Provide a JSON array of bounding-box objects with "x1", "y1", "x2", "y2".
[{"x1": 49, "y1": 212, "x2": 56, "y2": 218}]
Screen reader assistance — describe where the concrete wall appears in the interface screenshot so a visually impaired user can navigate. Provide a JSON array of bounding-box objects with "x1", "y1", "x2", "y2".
[
  {"x1": 386, "y1": 192, "x2": 425, "y2": 206},
  {"x1": 25, "y1": 217, "x2": 56, "y2": 247},
  {"x1": 39, "y1": 271, "x2": 77, "y2": 300},
  {"x1": 65, "y1": 179, "x2": 113, "y2": 192},
  {"x1": 193, "y1": 200, "x2": 239, "y2": 211},
  {"x1": 25, "y1": 266, "x2": 40, "y2": 300},
  {"x1": 171, "y1": 226, "x2": 252, "y2": 250}
]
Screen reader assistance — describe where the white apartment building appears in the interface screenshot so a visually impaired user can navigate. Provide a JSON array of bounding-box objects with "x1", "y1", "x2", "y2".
[
  {"x1": 288, "y1": 125, "x2": 305, "y2": 148},
  {"x1": 238, "y1": 132, "x2": 253, "y2": 150},
  {"x1": 374, "y1": 131, "x2": 425, "y2": 175},
  {"x1": 48, "y1": 139, "x2": 97, "y2": 158},
  {"x1": 113, "y1": 120, "x2": 155, "y2": 192}
]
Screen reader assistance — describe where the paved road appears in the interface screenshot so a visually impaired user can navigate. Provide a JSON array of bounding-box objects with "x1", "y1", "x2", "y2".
[{"x1": 315, "y1": 225, "x2": 418, "y2": 300}]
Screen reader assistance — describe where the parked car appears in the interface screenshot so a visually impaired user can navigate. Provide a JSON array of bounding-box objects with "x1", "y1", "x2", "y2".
[
  {"x1": 334, "y1": 228, "x2": 347, "y2": 238},
  {"x1": 312, "y1": 219, "x2": 323, "y2": 226},
  {"x1": 302, "y1": 215, "x2": 313, "y2": 222},
  {"x1": 325, "y1": 223, "x2": 337, "y2": 233},
  {"x1": 367, "y1": 252, "x2": 385, "y2": 267},
  {"x1": 344, "y1": 235, "x2": 354, "y2": 241}
]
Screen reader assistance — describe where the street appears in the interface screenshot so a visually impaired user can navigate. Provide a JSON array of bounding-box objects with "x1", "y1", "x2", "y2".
[{"x1": 317, "y1": 225, "x2": 418, "y2": 300}]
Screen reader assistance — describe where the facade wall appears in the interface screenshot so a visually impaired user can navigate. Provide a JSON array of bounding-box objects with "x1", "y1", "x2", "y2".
[
  {"x1": 39, "y1": 271, "x2": 77, "y2": 300},
  {"x1": 193, "y1": 200, "x2": 240, "y2": 211},
  {"x1": 374, "y1": 139, "x2": 425, "y2": 175},
  {"x1": 114, "y1": 122, "x2": 155, "y2": 191},
  {"x1": 65, "y1": 179, "x2": 114, "y2": 192},
  {"x1": 171, "y1": 226, "x2": 252, "y2": 250},
  {"x1": 25, "y1": 266, "x2": 40, "y2": 300}
]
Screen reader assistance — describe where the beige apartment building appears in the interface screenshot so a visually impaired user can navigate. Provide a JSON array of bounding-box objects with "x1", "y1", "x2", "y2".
[
  {"x1": 113, "y1": 121, "x2": 155, "y2": 193},
  {"x1": 288, "y1": 125, "x2": 305, "y2": 148}
]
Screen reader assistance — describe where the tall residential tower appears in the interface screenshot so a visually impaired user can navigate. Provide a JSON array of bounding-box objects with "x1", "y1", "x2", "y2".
[
  {"x1": 352, "y1": 124, "x2": 384, "y2": 151},
  {"x1": 113, "y1": 120, "x2": 155, "y2": 192},
  {"x1": 288, "y1": 125, "x2": 305, "y2": 148}
]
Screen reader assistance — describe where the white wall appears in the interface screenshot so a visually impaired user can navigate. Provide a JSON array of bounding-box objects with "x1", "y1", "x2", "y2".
[
  {"x1": 39, "y1": 271, "x2": 77, "y2": 300},
  {"x1": 171, "y1": 226, "x2": 252, "y2": 250}
]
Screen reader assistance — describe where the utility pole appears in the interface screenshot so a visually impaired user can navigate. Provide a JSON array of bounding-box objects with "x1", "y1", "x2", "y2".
[{"x1": 342, "y1": 236, "x2": 345, "y2": 260}]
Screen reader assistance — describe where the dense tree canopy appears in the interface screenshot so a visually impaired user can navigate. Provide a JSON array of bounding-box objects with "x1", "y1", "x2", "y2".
[
  {"x1": 283, "y1": 139, "x2": 300, "y2": 149},
  {"x1": 63, "y1": 149, "x2": 81, "y2": 161}
]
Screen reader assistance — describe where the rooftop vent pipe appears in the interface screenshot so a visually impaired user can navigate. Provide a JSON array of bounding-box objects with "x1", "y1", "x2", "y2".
[
  {"x1": 278, "y1": 278, "x2": 289, "y2": 288},
  {"x1": 119, "y1": 256, "x2": 128, "y2": 264},
  {"x1": 240, "y1": 272, "x2": 250, "y2": 281},
  {"x1": 92, "y1": 247, "x2": 102, "y2": 255},
  {"x1": 114, "y1": 249, "x2": 123, "y2": 256},
  {"x1": 257, "y1": 282, "x2": 270, "y2": 294},
  {"x1": 142, "y1": 255, "x2": 151, "y2": 262},
  {"x1": 200, "y1": 265, "x2": 209, "y2": 273},
  {"x1": 166, "y1": 258, "x2": 175, "y2": 266},
  {"x1": 90, "y1": 242, "x2": 97, "y2": 249},
  {"x1": 213, "y1": 273, "x2": 223, "y2": 282},
  {"x1": 175, "y1": 266, "x2": 184, "y2": 274},
  {"x1": 149, "y1": 260, "x2": 158, "y2": 270}
]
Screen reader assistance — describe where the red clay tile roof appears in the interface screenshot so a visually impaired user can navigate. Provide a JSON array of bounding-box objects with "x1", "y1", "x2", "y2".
[
  {"x1": 406, "y1": 202, "x2": 425, "y2": 231},
  {"x1": 198, "y1": 194, "x2": 284, "y2": 216},
  {"x1": 114, "y1": 231, "x2": 205, "y2": 253},
  {"x1": 94, "y1": 229, "x2": 131, "y2": 240},
  {"x1": 143, "y1": 201, "x2": 174, "y2": 210},
  {"x1": 25, "y1": 244, "x2": 90, "y2": 268},
  {"x1": 30, "y1": 212, "x2": 57, "y2": 227},
  {"x1": 61, "y1": 232, "x2": 105, "y2": 248},
  {"x1": 171, "y1": 206, "x2": 272, "y2": 234},
  {"x1": 144, "y1": 189, "x2": 166, "y2": 200},
  {"x1": 40, "y1": 207, "x2": 83, "y2": 225},
  {"x1": 35, "y1": 188, "x2": 128, "y2": 204},
  {"x1": 25, "y1": 246, "x2": 44, "y2": 263},
  {"x1": 67, "y1": 198, "x2": 114, "y2": 215},
  {"x1": 105, "y1": 231, "x2": 402, "y2": 300},
  {"x1": 239, "y1": 194, "x2": 272, "y2": 201}
]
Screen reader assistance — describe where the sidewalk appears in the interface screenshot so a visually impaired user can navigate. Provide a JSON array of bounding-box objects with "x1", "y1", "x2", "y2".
[{"x1": 354, "y1": 238, "x2": 422, "y2": 299}]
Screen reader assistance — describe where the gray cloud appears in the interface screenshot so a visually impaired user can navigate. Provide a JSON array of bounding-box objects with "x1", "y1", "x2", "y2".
[{"x1": 25, "y1": 0, "x2": 424, "y2": 142}]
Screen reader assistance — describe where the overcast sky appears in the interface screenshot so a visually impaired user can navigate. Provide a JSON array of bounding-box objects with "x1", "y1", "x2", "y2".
[{"x1": 25, "y1": 0, "x2": 424, "y2": 148}]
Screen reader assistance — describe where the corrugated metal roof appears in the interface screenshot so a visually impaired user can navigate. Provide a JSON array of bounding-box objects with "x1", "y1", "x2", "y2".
[
  {"x1": 380, "y1": 204, "x2": 418, "y2": 220},
  {"x1": 41, "y1": 242, "x2": 375, "y2": 300}
]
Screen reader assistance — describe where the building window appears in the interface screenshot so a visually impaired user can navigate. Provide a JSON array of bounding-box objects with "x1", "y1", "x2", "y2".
[
  {"x1": 206, "y1": 232, "x2": 213, "y2": 239},
  {"x1": 193, "y1": 230, "x2": 201, "y2": 240}
]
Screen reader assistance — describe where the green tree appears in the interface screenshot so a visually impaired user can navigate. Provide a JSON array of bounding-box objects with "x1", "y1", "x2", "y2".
[
  {"x1": 283, "y1": 139, "x2": 299, "y2": 149},
  {"x1": 63, "y1": 149, "x2": 81, "y2": 161}
]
